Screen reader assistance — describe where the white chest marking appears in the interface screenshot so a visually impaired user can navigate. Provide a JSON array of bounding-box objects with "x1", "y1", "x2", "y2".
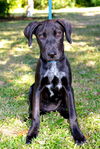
[
  {"x1": 46, "y1": 84, "x2": 54, "y2": 97},
  {"x1": 44, "y1": 62, "x2": 66, "y2": 97},
  {"x1": 44, "y1": 62, "x2": 65, "y2": 82}
]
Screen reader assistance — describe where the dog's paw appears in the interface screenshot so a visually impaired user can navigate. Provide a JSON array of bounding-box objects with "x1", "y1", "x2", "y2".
[
  {"x1": 72, "y1": 126, "x2": 86, "y2": 145},
  {"x1": 75, "y1": 135, "x2": 86, "y2": 145},
  {"x1": 26, "y1": 136, "x2": 32, "y2": 144}
]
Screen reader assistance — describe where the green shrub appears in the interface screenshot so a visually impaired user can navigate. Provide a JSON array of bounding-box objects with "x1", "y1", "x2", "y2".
[
  {"x1": 34, "y1": 0, "x2": 48, "y2": 9},
  {"x1": 34, "y1": 0, "x2": 75, "y2": 9},
  {"x1": 53, "y1": 0, "x2": 75, "y2": 9},
  {"x1": 0, "y1": 0, "x2": 27, "y2": 17},
  {"x1": 76, "y1": 0, "x2": 100, "y2": 6},
  {"x1": 91, "y1": 0, "x2": 100, "y2": 6},
  {"x1": 8, "y1": 0, "x2": 23, "y2": 10},
  {"x1": 0, "y1": 0, "x2": 10, "y2": 17}
]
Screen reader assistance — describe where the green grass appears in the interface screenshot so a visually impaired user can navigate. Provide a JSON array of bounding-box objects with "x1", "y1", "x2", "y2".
[{"x1": 0, "y1": 8, "x2": 100, "y2": 149}]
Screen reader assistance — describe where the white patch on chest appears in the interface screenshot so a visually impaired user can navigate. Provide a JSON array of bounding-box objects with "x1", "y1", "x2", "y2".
[
  {"x1": 44, "y1": 62, "x2": 66, "y2": 97},
  {"x1": 44, "y1": 62, "x2": 65, "y2": 82},
  {"x1": 46, "y1": 84, "x2": 54, "y2": 97}
]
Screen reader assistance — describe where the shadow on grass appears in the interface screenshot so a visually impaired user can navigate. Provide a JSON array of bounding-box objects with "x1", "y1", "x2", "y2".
[
  {"x1": 0, "y1": 10, "x2": 100, "y2": 128},
  {"x1": 0, "y1": 11, "x2": 100, "y2": 149}
]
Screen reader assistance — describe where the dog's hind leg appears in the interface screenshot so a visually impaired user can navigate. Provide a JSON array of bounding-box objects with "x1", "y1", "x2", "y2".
[
  {"x1": 58, "y1": 108, "x2": 69, "y2": 119},
  {"x1": 28, "y1": 84, "x2": 34, "y2": 119}
]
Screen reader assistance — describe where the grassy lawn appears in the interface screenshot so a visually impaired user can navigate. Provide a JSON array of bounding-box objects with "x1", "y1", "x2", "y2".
[{"x1": 0, "y1": 8, "x2": 100, "y2": 149}]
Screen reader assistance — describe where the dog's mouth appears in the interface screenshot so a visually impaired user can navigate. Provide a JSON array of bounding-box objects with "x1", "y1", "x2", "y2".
[
  {"x1": 41, "y1": 55, "x2": 58, "y2": 62},
  {"x1": 47, "y1": 55, "x2": 65, "y2": 62},
  {"x1": 47, "y1": 58, "x2": 59, "y2": 62},
  {"x1": 47, "y1": 58, "x2": 61, "y2": 63},
  {"x1": 41, "y1": 56, "x2": 65, "y2": 63},
  {"x1": 45, "y1": 55, "x2": 62, "y2": 62}
]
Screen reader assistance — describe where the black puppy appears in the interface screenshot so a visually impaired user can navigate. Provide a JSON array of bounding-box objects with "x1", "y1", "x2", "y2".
[{"x1": 24, "y1": 19, "x2": 86, "y2": 145}]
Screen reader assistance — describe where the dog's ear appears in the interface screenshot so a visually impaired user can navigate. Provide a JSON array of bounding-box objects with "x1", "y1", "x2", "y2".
[
  {"x1": 56, "y1": 19, "x2": 72, "y2": 44},
  {"x1": 24, "y1": 21, "x2": 40, "y2": 47}
]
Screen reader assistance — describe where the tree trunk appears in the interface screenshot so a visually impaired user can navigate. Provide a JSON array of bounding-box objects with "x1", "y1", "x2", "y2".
[{"x1": 27, "y1": 0, "x2": 34, "y2": 17}]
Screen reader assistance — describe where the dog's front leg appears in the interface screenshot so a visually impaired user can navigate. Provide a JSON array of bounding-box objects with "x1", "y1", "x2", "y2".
[
  {"x1": 26, "y1": 90, "x2": 40, "y2": 144},
  {"x1": 66, "y1": 87, "x2": 86, "y2": 145}
]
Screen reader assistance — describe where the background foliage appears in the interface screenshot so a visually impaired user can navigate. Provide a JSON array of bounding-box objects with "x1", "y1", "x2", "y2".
[
  {"x1": 34, "y1": 0, "x2": 100, "y2": 9},
  {"x1": 0, "y1": 0, "x2": 10, "y2": 16},
  {"x1": 0, "y1": 0, "x2": 100, "y2": 17},
  {"x1": 76, "y1": 0, "x2": 100, "y2": 6},
  {"x1": 34, "y1": 0, "x2": 48, "y2": 9}
]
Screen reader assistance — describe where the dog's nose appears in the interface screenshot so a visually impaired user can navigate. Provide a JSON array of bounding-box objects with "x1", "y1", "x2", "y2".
[{"x1": 48, "y1": 52, "x2": 57, "y2": 58}]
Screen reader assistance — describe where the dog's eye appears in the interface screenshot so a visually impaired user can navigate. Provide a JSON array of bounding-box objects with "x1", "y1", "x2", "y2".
[
  {"x1": 38, "y1": 34, "x2": 44, "y2": 39},
  {"x1": 38, "y1": 32, "x2": 46, "y2": 39},
  {"x1": 55, "y1": 31, "x2": 62, "y2": 38}
]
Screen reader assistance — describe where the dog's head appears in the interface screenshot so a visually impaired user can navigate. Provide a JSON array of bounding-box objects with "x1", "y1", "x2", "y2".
[{"x1": 24, "y1": 19, "x2": 72, "y2": 61}]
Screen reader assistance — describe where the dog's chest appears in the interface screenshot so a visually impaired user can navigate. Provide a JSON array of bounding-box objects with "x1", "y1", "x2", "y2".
[
  {"x1": 44, "y1": 62, "x2": 66, "y2": 97},
  {"x1": 44, "y1": 62, "x2": 65, "y2": 81}
]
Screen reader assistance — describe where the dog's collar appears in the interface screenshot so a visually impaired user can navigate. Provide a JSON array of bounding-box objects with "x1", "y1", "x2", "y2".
[{"x1": 48, "y1": 60, "x2": 57, "y2": 63}]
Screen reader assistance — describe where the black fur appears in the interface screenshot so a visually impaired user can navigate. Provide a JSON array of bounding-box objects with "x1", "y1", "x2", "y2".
[{"x1": 24, "y1": 19, "x2": 86, "y2": 145}]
